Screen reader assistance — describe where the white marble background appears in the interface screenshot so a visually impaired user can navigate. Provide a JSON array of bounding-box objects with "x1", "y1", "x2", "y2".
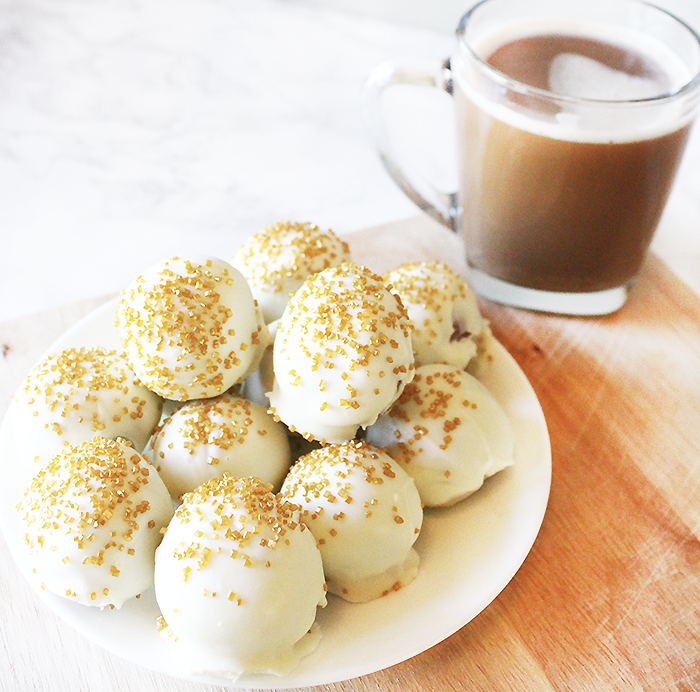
[{"x1": 1, "y1": 0, "x2": 699, "y2": 323}]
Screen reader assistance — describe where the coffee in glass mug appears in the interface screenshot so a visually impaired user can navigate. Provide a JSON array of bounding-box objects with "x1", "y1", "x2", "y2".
[{"x1": 365, "y1": 0, "x2": 700, "y2": 314}]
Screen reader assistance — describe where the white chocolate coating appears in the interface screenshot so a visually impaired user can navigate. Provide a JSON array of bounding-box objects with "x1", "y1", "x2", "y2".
[
  {"x1": 155, "y1": 475, "x2": 326, "y2": 681},
  {"x1": 146, "y1": 393, "x2": 291, "y2": 499},
  {"x1": 280, "y1": 441, "x2": 423, "y2": 603},
  {"x1": 232, "y1": 221, "x2": 352, "y2": 323},
  {"x1": 366, "y1": 364, "x2": 515, "y2": 507},
  {"x1": 16, "y1": 437, "x2": 173, "y2": 608},
  {"x1": 384, "y1": 261, "x2": 490, "y2": 369},
  {"x1": 117, "y1": 256, "x2": 269, "y2": 402},
  {"x1": 268, "y1": 264, "x2": 415, "y2": 444},
  {"x1": 11, "y1": 346, "x2": 162, "y2": 489}
]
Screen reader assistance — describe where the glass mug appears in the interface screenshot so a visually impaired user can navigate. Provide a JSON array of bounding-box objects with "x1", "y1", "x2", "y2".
[{"x1": 365, "y1": 0, "x2": 700, "y2": 315}]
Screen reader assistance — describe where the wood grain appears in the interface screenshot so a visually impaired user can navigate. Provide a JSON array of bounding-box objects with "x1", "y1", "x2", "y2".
[
  {"x1": 1, "y1": 247, "x2": 699, "y2": 691},
  {"x1": 476, "y1": 255, "x2": 700, "y2": 692}
]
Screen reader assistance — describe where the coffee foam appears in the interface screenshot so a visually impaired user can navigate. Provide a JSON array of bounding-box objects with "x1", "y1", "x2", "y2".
[
  {"x1": 549, "y1": 53, "x2": 667, "y2": 101},
  {"x1": 455, "y1": 19, "x2": 697, "y2": 143}
]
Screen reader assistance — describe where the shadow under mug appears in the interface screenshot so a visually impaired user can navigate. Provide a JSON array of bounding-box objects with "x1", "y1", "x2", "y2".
[{"x1": 365, "y1": 0, "x2": 700, "y2": 315}]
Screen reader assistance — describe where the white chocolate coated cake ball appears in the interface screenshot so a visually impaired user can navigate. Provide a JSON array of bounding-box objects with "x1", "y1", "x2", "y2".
[
  {"x1": 146, "y1": 393, "x2": 291, "y2": 499},
  {"x1": 232, "y1": 221, "x2": 352, "y2": 324},
  {"x1": 280, "y1": 441, "x2": 423, "y2": 603},
  {"x1": 384, "y1": 261, "x2": 491, "y2": 369},
  {"x1": 366, "y1": 364, "x2": 515, "y2": 507},
  {"x1": 16, "y1": 437, "x2": 173, "y2": 609},
  {"x1": 11, "y1": 346, "x2": 162, "y2": 489},
  {"x1": 155, "y1": 475, "x2": 326, "y2": 681},
  {"x1": 117, "y1": 256, "x2": 269, "y2": 402},
  {"x1": 268, "y1": 264, "x2": 415, "y2": 444}
]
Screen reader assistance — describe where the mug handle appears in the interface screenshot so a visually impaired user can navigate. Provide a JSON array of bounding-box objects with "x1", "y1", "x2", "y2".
[{"x1": 363, "y1": 58, "x2": 458, "y2": 231}]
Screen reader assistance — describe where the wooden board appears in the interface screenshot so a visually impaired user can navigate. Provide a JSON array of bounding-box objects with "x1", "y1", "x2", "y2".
[
  {"x1": 328, "y1": 251, "x2": 700, "y2": 692},
  {"x1": 1, "y1": 223, "x2": 699, "y2": 691}
]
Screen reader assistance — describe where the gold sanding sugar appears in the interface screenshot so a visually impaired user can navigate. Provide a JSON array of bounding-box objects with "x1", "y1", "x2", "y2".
[
  {"x1": 234, "y1": 221, "x2": 351, "y2": 291},
  {"x1": 384, "y1": 261, "x2": 468, "y2": 312},
  {"x1": 170, "y1": 475, "x2": 307, "y2": 578},
  {"x1": 18, "y1": 347, "x2": 150, "y2": 435},
  {"x1": 282, "y1": 441, "x2": 403, "y2": 506},
  {"x1": 279, "y1": 263, "x2": 412, "y2": 382},
  {"x1": 17, "y1": 437, "x2": 155, "y2": 560},
  {"x1": 117, "y1": 257, "x2": 266, "y2": 400}
]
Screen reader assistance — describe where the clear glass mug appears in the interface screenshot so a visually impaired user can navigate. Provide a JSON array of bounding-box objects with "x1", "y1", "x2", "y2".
[{"x1": 364, "y1": 0, "x2": 700, "y2": 315}]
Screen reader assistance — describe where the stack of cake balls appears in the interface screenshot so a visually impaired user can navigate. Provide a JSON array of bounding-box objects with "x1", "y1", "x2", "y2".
[{"x1": 10, "y1": 220, "x2": 515, "y2": 681}]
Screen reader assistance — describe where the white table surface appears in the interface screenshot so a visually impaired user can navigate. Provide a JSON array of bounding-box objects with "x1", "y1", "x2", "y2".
[{"x1": 1, "y1": 0, "x2": 700, "y2": 326}]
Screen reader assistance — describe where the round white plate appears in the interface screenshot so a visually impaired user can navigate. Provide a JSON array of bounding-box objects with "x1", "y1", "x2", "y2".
[{"x1": 0, "y1": 298, "x2": 551, "y2": 688}]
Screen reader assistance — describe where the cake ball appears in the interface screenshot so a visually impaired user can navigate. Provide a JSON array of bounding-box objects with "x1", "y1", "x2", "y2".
[
  {"x1": 384, "y1": 261, "x2": 491, "y2": 369},
  {"x1": 232, "y1": 221, "x2": 352, "y2": 323},
  {"x1": 146, "y1": 393, "x2": 292, "y2": 499},
  {"x1": 11, "y1": 346, "x2": 162, "y2": 486},
  {"x1": 16, "y1": 437, "x2": 173, "y2": 609},
  {"x1": 268, "y1": 263, "x2": 415, "y2": 444},
  {"x1": 366, "y1": 364, "x2": 515, "y2": 507},
  {"x1": 280, "y1": 441, "x2": 423, "y2": 603},
  {"x1": 155, "y1": 475, "x2": 326, "y2": 680},
  {"x1": 117, "y1": 256, "x2": 269, "y2": 402}
]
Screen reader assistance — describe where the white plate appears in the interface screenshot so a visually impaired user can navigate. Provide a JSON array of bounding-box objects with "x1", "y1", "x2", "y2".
[{"x1": 0, "y1": 297, "x2": 551, "y2": 688}]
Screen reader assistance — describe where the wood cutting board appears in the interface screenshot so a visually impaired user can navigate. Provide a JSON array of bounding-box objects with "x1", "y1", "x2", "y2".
[{"x1": 0, "y1": 218, "x2": 699, "y2": 691}]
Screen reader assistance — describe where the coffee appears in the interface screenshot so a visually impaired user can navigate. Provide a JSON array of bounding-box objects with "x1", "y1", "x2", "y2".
[
  {"x1": 455, "y1": 31, "x2": 693, "y2": 293},
  {"x1": 364, "y1": 0, "x2": 700, "y2": 312}
]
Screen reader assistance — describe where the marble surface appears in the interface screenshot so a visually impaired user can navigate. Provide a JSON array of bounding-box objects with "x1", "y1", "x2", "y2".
[{"x1": 1, "y1": 0, "x2": 700, "y2": 324}]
